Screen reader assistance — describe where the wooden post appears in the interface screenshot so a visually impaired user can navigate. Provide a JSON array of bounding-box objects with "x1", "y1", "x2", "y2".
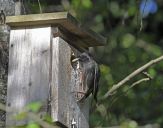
[
  {"x1": 6, "y1": 12, "x2": 106, "y2": 128},
  {"x1": 14, "y1": 0, "x2": 22, "y2": 15}
]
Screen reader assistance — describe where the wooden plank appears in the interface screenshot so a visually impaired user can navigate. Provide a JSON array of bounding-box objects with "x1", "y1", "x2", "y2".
[
  {"x1": 6, "y1": 12, "x2": 106, "y2": 47},
  {"x1": 51, "y1": 37, "x2": 70, "y2": 127},
  {"x1": 69, "y1": 69, "x2": 90, "y2": 128},
  {"x1": 15, "y1": 1, "x2": 21, "y2": 15},
  {"x1": 6, "y1": 26, "x2": 51, "y2": 126},
  {"x1": 52, "y1": 27, "x2": 88, "y2": 51},
  {"x1": 51, "y1": 35, "x2": 89, "y2": 128}
]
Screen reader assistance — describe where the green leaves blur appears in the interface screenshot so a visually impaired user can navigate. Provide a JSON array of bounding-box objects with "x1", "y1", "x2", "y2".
[
  {"x1": 128, "y1": 6, "x2": 137, "y2": 16},
  {"x1": 71, "y1": 0, "x2": 92, "y2": 9},
  {"x1": 26, "y1": 102, "x2": 42, "y2": 113},
  {"x1": 26, "y1": 123, "x2": 40, "y2": 128},
  {"x1": 13, "y1": 123, "x2": 41, "y2": 128},
  {"x1": 12, "y1": 101, "x2": 53, "y2": 128},
  {"x1": 81, "y1": 0, "x2": 92, "y2": 9},
  {"x1": 14, "y1": 101, "x2": 42, "y2": 122},
  {"x1": 110, "y1": 2, "x2": 120, "y2": 17},
  {"x1": 69, "y1": 0, "x2": 163, "y2": 127},
  {"x1": 15, "y1": 112, "x2": 27, "y2": 121},
  {"x1": 122, "y1": 33, "x2": 135, "y2": 48},
  {"x1": 121, "y1": 120, "x2": 138, "y2": 128}
]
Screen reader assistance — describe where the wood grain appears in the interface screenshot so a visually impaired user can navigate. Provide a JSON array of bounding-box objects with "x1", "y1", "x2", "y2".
[
  {"x1": 6, "y1": 26, "x2": 51, "y2": 126},
  {"x1": 51, "y1": 35, "x2": 89, "y2": 128},
  {"x1": 7, "y1": 24, "x2": 91, "y2": 127}
]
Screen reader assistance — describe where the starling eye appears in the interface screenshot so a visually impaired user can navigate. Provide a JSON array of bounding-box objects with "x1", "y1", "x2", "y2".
[{"x1": 79, "y1": 55, "x2": 89, "y2": 62}]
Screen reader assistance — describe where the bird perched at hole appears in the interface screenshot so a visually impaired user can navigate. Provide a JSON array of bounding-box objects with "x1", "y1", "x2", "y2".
[
  {"x1": 0, "y1": 10, "x2": 6, "y2": 25},
  {"x1": 72, "y1": 52, "x2": 100, "y2": 102}
]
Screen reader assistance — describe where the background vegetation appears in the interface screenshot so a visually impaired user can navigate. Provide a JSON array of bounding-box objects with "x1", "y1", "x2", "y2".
[{"x1": 62, "y1": 0, "x2": 163, "y2": 127}]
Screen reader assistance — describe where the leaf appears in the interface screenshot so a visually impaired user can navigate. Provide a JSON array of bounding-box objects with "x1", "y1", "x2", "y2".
[
  {"x1": 122, "y1": 33, "x2": 135, "y2": 48},
  {"x1": 148, "y1": 68, "x2": 156, "y2": 77},
  {"x1": 14, "y1": 112, "x2": 27, "y2": 120},
  {"x1": 82, "y1": 0, "x2": 92, "y2": 9},
  {"x1": 26, "y1": 102, "x2": 42, "y2": 113},
  {"x1": 43, "y1": 114, "x2": 53, "y2": 123},
  {"x1": 110, "y1": 2, "x2": 120, "y2": 17},
  {"x1": 128, "y1": 6, "x2": 137, "y2": 16},
  {"x1": 26, "y1": 123, "x2": 40, "y2": 128}
]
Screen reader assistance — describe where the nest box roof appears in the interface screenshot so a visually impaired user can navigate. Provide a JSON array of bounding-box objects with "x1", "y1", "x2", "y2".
[{"x1": 6, "y1": 12, "x2": 106, "y2": 47}]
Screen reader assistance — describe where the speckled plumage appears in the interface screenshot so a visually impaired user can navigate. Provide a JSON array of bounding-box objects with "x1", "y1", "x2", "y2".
[{"x1": 78, "y1": 52, "x2": 100, "y2": 102}]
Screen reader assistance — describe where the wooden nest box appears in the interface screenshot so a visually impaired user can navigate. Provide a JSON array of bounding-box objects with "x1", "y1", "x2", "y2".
[{"x1": 6, "y1": 12, "x2": 106, "y2": 128}]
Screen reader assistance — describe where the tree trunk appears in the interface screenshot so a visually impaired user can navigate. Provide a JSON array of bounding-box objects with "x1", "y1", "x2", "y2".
[{"x1": 0, "y1": 0, "x2": 15, "y2": 127}]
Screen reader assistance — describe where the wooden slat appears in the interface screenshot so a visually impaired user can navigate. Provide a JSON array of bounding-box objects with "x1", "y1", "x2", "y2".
[
  {"x1": 6, "y1": 12, "x2": 106, "y2": 47},
  {"x1": 52, "y1": 27, "x2": 88, "y2": 51},
  {"x1": 6, "y1": 26, "x2": 51, "y2": 126},
  {"x1": 51, "y1": 36, "x2": 89, "y2": 128},
  {"x1": 51, "y1": 37, "x2": 70, "y2": 127}
]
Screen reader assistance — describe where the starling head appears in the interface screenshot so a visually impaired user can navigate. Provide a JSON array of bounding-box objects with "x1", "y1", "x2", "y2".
[{"x1": 78, "y1": 52, "x2": 90, "y2": 62}]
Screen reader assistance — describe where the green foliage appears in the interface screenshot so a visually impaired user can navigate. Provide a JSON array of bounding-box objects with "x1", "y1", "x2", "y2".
[
  {"x1": 26, "y1": 0, "x2": 47, "y2": 13},
  {"x1": 14, "y1": 112, "x2": 27, "y2": 121},
  {"x1": 121, "y1": 120, "x2": 138, "y2": 128},
  {"x1": 26, "y1": 123, "x2": 40, "y2": 128},
  {"x1": 11, "y1": 101, "x2": 53, "y2": 128},
  {"x1": 121, "y1": 33, "x2": 135, "y2": 48},
  {"x1": 26, "y1": 102, "x2": 42, "y2": 113},
  {"x1": 71, "y1": 0, "x2": 92, "y2": 9},
  {"x1": 42, "y1": 114, "x2": 53, "y2": 124},
  {"x1": 12, "y1": 123, "x2": 41, "y2": 128}
]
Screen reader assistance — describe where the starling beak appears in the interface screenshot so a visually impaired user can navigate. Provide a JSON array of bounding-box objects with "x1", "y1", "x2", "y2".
[{"x1": 72, "y1": 58, "x2": 79, "y2": 63}]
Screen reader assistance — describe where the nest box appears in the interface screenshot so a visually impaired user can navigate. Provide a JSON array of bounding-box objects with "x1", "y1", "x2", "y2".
[{"x1": 6, "y1": 12, "x2": 106, "y2": 128}]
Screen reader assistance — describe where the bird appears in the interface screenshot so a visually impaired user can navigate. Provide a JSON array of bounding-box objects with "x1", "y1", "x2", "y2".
[
  {"x1": 0, "y1": 10, "x2": 6, "y2": 25},
  {"x1": 72, "y1": 52, "x2": 100, "y2": 102}
]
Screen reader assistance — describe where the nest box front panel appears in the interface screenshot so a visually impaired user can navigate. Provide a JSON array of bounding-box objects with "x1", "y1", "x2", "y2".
[{"x1": 6, "y1": 26, "x2": 51, "y2": 126}]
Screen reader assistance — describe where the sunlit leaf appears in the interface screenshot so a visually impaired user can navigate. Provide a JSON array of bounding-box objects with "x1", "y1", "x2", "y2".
[
  {"x1": 122, "y1": 33, "x2": 135, "y2": 48},
  {"x1": 82, "y1": 0, "x2": 92, "y2": 9}
]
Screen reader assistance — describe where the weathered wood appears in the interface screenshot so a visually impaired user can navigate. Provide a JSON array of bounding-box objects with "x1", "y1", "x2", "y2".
[
  {"x1": 6, "y1": 25, "x2": 90, "y2": 127},
  {"x1": 53, "y1": 27, "x2": 88, "y2": 51},
  {"x1": 6, "y1": 12, "x2": 106, "y2": 47},
  {"x1": 69, "y1": 68, "x2": 90, "y2": 128},
  {"x1": 6, "y1": 26, "x2": 51, "y2": 126},
  {"x1": 51, "y1": 37, "x2": 70, "y2": 127},
  {"x1": 14, "y1": 1, "x2": 21, "y2": 15},
  {"x1": 51, "y1": 36, "x2": 89, "y2": 128}
]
